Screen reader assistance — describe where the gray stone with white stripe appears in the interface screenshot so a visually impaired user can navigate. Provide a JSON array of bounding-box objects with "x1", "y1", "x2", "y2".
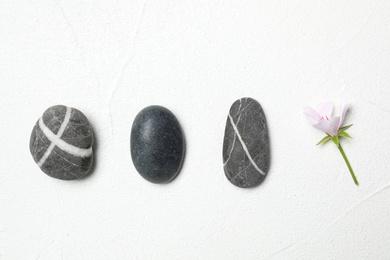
[
  {"x1": 30, "y1": 105, "x2": 94, "y2": 180},
  {"x1": 223, "y1": 97, "x2": 270, "y2": 188}
]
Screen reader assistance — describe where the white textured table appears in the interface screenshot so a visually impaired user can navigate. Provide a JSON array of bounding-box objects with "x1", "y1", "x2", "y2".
[{"x1": 0, "y1": 1, "x2": 389, "y2": 259}]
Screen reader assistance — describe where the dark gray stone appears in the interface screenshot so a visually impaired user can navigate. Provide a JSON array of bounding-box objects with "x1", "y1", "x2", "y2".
[
  {"x1": 30, "y1": 105, "x2": 94, "y2": 180},
  {"x1": 131, "y1": 105, "x2": 185, "y2": 184},
  {"x1": 222, "y1": 97, "x2": 270, "y2": 188}
]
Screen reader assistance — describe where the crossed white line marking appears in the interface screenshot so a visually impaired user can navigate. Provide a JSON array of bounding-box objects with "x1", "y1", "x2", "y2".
[
  {"x1": 228, "y1": 113, "x2": 265, "y2": 176},
  {"x1": 37, "y1": 107, "x2": 92, "y2": 167}
]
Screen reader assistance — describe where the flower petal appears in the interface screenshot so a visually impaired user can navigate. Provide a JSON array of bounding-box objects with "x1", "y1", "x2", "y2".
[
  {"x1": 313, "y1": 121, "x2": 330, "y2": 135},
  {"x1": 338, "y1": 103, "x2": 349, "y2": 129},
  {"x1": 317, "y1": 101, "x2": 333, "y2": 119},
  {"x1": 303, "y1": 106, "x2": 321, "y2": 124},
  {"x1": 313, "y1": 116, "x2": 341, "y2": 136},
  {"x1": 328, "y1": 116, "x2": 341, "y2": 136}
]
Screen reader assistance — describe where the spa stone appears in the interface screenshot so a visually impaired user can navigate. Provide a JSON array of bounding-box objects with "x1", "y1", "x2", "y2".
[
  {"x1": 223, "y1": 97, "x2": 270, "y2": 188},
  {"x1": 131, "y1": 105, "x2": 185, "y2": 184},
  {"x1": 30, "y1": 105, "x2": 94, "y2": 180}
]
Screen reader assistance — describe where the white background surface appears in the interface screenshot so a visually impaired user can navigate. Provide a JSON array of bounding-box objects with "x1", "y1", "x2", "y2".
[{"x1": 1, "y1": 1, "x2": 389, "y2": 259}]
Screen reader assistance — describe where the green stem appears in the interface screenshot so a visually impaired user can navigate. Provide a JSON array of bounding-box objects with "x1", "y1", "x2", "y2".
[{"x1": 337, "y1": 143, "x2": 359, "y2": 186}]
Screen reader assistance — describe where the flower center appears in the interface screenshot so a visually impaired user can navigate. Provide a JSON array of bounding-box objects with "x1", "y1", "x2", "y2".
[{"x1": 320, "y1": 116, "x2": 329, "y2": 121}]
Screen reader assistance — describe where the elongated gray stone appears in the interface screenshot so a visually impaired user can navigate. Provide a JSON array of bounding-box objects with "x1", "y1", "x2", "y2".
[
  {"x1": 222, "y1": 97, "x2": 270, "y2": 188},
  {"x1": 131, "y1": 105, "x2": 185, "y2": 184},
  {"x1": 30, "y1": 105, "x2": 94, "y2": 180}
]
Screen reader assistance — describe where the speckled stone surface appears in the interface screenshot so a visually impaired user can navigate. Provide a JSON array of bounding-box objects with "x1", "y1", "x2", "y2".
[
  {"x1": 222, "y1": 97, "x2": 270, "y2": 188},
  {"x1": 131, "y1": 105, "x2": 185, "y2": 184},
  {"x1": 30, "y1": 105, "x2": 94, "y2": 180}
]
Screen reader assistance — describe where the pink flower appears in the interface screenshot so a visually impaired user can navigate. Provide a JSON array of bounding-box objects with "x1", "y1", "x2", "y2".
[
  {"x1": 304, "y1": 102, "x2": 348, "y2": 137},
  {"x1": 303, "y1": 101, "x2": 358, "y2": 185}
]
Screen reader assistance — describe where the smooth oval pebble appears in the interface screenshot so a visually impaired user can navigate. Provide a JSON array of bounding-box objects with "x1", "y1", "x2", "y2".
[
  {"x1": 131, "y1": 105, "x2": 185, "y2": 184},
  {"x1": 222, "y1": 97, "x2": 270, "y2": 188},
  {"x1": 30, "y1": 105, "x2": 94, "y2": 180}
]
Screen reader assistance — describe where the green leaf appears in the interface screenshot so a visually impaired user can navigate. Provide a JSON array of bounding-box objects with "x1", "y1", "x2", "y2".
[
  {"x1": 339, "y1": 124, "x2": 353, "y2": 132},
  {"x1": 316, "y1": 135, "x2": 331, "y2": 145},
  {"x1": 339, "y1": 131, "x2": 352, "y2": 138},
  {"x1": 332, "y1": 135, "x2": 339, "y2": 146}
]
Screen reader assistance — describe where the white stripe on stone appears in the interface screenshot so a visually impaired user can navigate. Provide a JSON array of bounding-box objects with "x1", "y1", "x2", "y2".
[
  {"x1": 228, "y1": 114, "x2": 265, "y2": 176},
  {"x1": 37, "y1": 107, "x2": 92, "y2": 167},
  {"x1": 38, "y1": 143, "x2": 55, "y2": 167},
  {"x1": 37, "y1": 107, "x2": 71, "y2": 167},
  {"x1": 224, "y1": 111, "x2": 242, "y2": 166}
]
